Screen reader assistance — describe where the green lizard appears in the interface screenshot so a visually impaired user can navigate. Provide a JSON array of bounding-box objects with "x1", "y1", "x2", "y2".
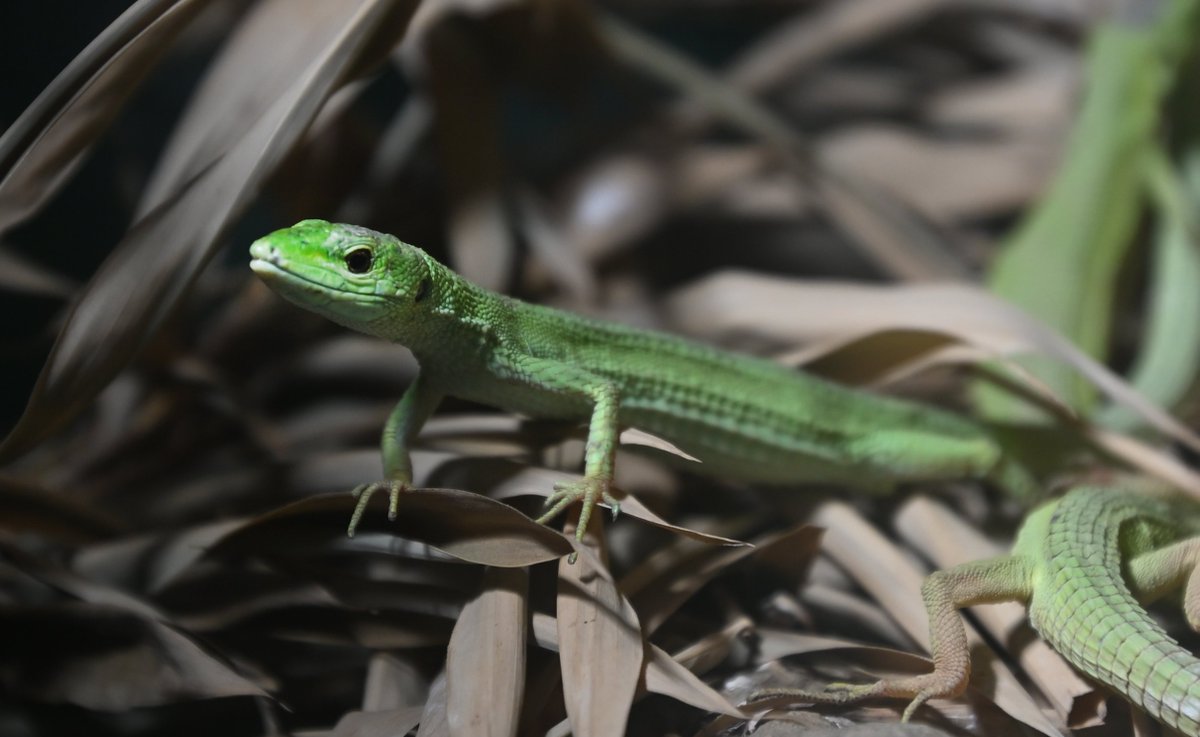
[
  {"x1": 248, "y1": 219, "x2": 1036, "y2": 541},
  {"x1": 753, "y1": 481, "x2": 1200, "y2": 735}
]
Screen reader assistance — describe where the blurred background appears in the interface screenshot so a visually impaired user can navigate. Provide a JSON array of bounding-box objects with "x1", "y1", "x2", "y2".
[{"x1": 2, "y1": 0, "x2": 1199, "y2": 735}]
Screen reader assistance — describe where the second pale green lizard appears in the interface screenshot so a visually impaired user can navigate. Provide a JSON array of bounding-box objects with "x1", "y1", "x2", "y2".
[
  {"x1": 249, "y1": 219, "x2": 1036, "y2": 541},
  {"x1": 753, "y1": 481, "x2": 1200, "y2": 735}
]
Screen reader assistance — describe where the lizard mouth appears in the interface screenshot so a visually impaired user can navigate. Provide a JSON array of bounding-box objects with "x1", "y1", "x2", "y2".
[
  {"x1": 249, "y1": 257, "x2": 385, "y2": 304},
  {"x1": 250, "y1": 257, "x2": 318, "y2": 288}
]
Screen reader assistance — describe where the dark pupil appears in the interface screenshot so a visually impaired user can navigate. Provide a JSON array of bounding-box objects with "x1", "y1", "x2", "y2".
[
  {"x1": 345, "y1": 248, "x2": 373, "y2": 274},
  {"x1": 414, "y1": 277, "x2": 430, "y2": 303}
]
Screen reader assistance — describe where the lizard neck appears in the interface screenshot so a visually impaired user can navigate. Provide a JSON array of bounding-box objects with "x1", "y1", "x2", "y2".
[{"x1": 387, "y1": 254, "x2": 509, "y2": 363}]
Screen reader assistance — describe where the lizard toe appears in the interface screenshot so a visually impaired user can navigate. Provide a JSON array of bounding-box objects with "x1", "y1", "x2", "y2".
[{"x1": 347, "y1": 479, "x2": 411, "y2": 537}]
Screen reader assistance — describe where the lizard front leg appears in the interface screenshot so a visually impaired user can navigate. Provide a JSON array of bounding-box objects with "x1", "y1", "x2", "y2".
[
  {"x1": 489, "y1": 352, "x2": 621, "y2": 544},
  {"x1": 348, "y1": 371, "x2": 443, "y2": 536},
  {"x1": 752, "y1": 556, "x2": 1032, "y2": 721}
]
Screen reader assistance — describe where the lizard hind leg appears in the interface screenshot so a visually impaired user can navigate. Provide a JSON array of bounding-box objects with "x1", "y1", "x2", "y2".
[
  {"x1": 749, "y1": 556, "x2": 1032, "y2": 721},
  {"x1": 1127, "y1": 536, "x2": 1200, "y2": 631},
  {"x1": 751, "y1": 672, "x2": 951, "y2": 723}
]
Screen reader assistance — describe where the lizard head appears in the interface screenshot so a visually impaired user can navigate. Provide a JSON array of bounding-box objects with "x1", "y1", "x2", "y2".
[{"x1": 249, "y1": 219, "x2": 435, "y2": 339}]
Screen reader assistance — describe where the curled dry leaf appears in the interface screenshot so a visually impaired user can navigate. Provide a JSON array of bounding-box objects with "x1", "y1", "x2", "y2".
[
  {"x1": 529, "y1": 613, "x2": 746, "y2": 719},
  {"x1": 612, "y1": 493, "x2": 751, "y2": 548},
  {"x1": 488, "y1": 465, "x2": 751, "y2": 547},
  {"x1": 620, "y1": 427, "x2": 702, "y2": 463},
  {"x1": 623, "y1": 524, "x2": 821, "y2": 635},
  {"x1": 643, "y1": 645, "x2": 748, "y2": 720},
  {"x1": 208, "y1": 489, "x2": 572, "y2": 567},
  {"x1": 670, "y1": 615, "x2": 756, "y2": 675}
]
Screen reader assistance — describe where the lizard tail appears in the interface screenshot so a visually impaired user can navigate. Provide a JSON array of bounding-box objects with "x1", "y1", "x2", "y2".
[
  {"x1": 1051, "y1": 596, "x2": 1200, "y2": 735},
  {"x1": 1030, "y1": 489, "x2": 1200, "y2": 736}
]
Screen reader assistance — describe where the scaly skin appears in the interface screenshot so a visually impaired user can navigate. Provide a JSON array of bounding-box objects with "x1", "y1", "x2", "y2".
[
  {"x1": 1027, "y1": 486, "x2": 1200, "y2": 734},
  {"x1": 754, "y1": 483, "x2": 1200, "y2": 735},
  {"x1": 249, "y1": 219, "x2": 1037, "y2": 543}
]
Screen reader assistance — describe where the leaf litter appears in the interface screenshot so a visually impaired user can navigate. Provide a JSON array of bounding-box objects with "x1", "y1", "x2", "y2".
[{"x1": 2, "y1": 2, "x2": 1196, "y2": 736}]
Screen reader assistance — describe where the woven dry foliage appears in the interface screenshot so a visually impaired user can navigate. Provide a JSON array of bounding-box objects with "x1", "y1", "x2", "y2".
[{"x1": 3, "y1": 1, "x2": 1197, "y2": 736}]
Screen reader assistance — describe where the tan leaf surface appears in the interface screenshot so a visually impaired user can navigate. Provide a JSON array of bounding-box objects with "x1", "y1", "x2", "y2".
[
  {"x1": 556, "y1": 517, "x2": 643, "y2": 737},
  {"x1": 446, "y1": 567, "x2": 527, "y2": 737},
  {"x1": 208, "y1": 489, "x2": 572, "y2": 566}
]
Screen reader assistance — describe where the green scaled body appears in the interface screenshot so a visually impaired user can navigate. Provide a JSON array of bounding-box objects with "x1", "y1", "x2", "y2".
[
  {"x1": 752, "y1": 483, "x2": 1200, "y2": 734},
  {"x1": 1016, "y1": 486, "x2": 1200, "y2": 734},
  {"x1": 249, "y1": 220, "x2": 1035, "y2": 540}
]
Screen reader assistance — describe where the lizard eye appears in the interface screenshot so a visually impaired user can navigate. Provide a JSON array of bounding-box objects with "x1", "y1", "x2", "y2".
[
  {"x1": 344, "y1": 247, "x2": 373, "y2": 274},
  {"x1": 414, "y1": 277, "x2": 431, "y2": 303}
]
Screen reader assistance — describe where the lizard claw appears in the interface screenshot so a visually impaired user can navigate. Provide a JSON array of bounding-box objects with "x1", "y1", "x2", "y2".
[
  {"x1": 748, "y1": 674, "x2": 954, "y2": 723},
  {"x1": 535, "y1": 477, "x2": 618, "y2": 543},
  {"x1": 749, "y1": 681, "x2": 880, "y2": 708},
  {"x1": 347, "y1": 479, "x2": 410, "y2": 537}
]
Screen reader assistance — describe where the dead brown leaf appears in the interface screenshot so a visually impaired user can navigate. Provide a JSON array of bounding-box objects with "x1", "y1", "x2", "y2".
[
  {"x1": 623, "y1": 524, "x2": 821, "y2": 635},
  {"x1": 445, "y1": 566, "x2": 527, "y2": 737},
  {"x1": 0, "y1": 0, "x2": 419, "y2": 463},
  {"x1": 556, "y1": 516, "x2": 643, "y2": 737},
  {"x1": 208, "y1": 489, "x2": 572, "y2": 566},
  {"x1": 0, "y1": 0, "x2": 209, "y2": 233}
]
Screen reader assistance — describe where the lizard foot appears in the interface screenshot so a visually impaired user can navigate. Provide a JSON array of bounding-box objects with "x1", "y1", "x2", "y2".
[
  {"x1": 749, "y1": 674, "x2": 957, "y2": 723},
  {"x1": 347, "y1": 479, "x2": 411, "y2": 537},
  {"x1": 535, "y1": 477, "x2": 620, "y2": 542}
]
